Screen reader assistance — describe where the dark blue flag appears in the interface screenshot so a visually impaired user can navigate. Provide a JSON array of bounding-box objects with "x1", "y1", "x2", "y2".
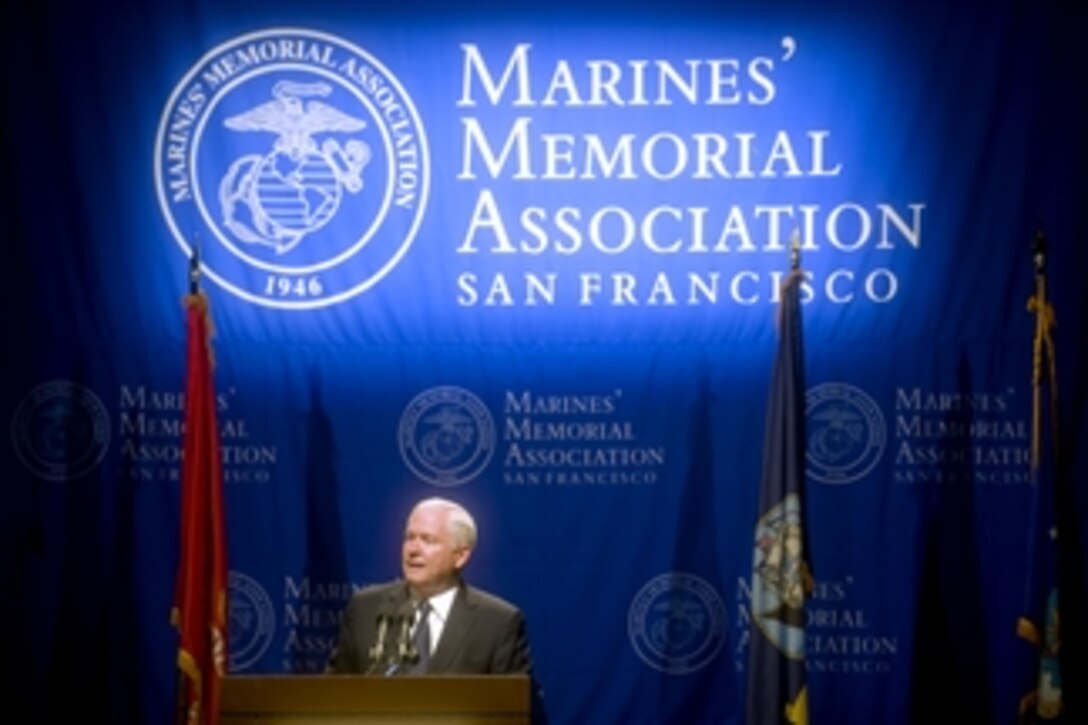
[
  {"x1": 1016, "y1": 238, "x2": 1063, "y2": 722},
  {"x1": 746, "y1": 269, "x2": 811, "y2": 725}
]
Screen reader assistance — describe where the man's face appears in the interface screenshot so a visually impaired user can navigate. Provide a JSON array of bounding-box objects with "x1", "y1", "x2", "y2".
[{"x1": 402, "y1": 505, "x2": 470, "y2": 597}]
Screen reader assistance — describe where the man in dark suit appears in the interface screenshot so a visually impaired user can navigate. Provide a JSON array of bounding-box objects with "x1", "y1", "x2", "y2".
[{"x1": 328, "y1": 497, "x2": 532, "y2": 675}]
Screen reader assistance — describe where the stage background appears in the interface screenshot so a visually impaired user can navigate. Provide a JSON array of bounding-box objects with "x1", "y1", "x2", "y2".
[{"x1": 2, "y1": 1, "x2": 1086, "y2": 723}]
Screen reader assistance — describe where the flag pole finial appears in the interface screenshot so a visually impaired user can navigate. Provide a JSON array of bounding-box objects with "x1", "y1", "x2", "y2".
[
  {"x1": 1032, "y1": 228, "x2": 1047, "y2": 279},
  {"x1": 189, "y1": 234, "x2": 202, "y2": 295},
  {"x1": 789, "y1": 229, "x2": 801, "y2": 271}
]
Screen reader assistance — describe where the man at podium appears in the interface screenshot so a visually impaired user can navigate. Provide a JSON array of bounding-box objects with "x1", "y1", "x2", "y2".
[{"x1": 328, "y1": 497, "x2": 534, "y2": 676}]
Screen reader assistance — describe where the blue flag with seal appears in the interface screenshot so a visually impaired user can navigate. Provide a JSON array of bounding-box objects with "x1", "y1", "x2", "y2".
[
  {"x1": 746, "y1": 246, "x2": 811, "y2": 725},
  {"x1": 1016, "y1": 231, "x2": 1064, "y2": 722}
]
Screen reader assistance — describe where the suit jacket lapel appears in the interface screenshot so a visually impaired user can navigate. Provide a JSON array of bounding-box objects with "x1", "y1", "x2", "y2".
[{"x1": 428, "y1": 584, "x2": 474, "y2": 673}]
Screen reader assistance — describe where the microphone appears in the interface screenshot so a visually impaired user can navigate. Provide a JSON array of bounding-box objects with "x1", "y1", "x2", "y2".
[
  {"x1": 386, "y1": 601, "x2": 418, "y2": 676},
  {"x1": 365, "y1": 611, "x2": 391, "y2": 674}
]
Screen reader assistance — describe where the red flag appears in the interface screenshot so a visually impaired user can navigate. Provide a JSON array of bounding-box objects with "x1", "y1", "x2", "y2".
[{"x1": 172, "y1": 290, "x2": 227, "y2": 725}]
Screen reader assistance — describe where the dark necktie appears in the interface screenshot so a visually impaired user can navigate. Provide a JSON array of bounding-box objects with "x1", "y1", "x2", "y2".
[{"x1": 410, "y1": 600, "x2": 431, "y2": 673}]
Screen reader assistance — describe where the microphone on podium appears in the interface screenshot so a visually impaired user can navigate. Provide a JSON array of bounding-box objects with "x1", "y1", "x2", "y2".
[
  {"x1": 365, "y1": 610, "x2": 392, "y2": 674},
  {"x1": 389, "y1": 600, "x2": 419, "y2": 675}
]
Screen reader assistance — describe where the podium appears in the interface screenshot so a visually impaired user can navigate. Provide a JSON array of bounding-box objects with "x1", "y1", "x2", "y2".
[{"x1": 220, "y1": 674, "x2": 531, "y2": 724}]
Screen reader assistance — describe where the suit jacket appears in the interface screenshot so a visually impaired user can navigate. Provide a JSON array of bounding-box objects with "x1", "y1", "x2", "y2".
[{"x1": 328, "y1": 579, "x2": 532, "y2": 675}]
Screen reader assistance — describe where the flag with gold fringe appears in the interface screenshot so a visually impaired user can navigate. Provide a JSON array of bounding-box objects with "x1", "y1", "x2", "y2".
[
  {"x1": 746, "y1": 245, "x2": 812, "y2": 725},
  {"x1": 172, "y1": 255, "x2": 228, "y2": 725},
  {"x1": 1016, "y1": 231, "x2": 1063, "y2": 723}
]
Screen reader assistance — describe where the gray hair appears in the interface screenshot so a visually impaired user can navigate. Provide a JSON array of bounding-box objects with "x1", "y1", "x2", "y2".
[{"x1": 413, "y1": 497, "x2": 478, "y2": 550}]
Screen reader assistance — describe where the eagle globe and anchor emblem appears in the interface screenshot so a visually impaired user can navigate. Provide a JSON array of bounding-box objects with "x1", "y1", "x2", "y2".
[
  {"x1": 398, "y1": 386, "x2": 496, "y2": 488},
  {"x1": 219, "y1": 80, "x2": 372, "y2": 255},
  {"x1": 156, "y1": 28, "x2": 430, "y2": 310}
]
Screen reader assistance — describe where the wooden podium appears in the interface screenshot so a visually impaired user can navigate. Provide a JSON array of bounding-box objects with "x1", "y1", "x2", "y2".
[{"x1": 220, "y1": 674, "x2": 531, "y2": 724}]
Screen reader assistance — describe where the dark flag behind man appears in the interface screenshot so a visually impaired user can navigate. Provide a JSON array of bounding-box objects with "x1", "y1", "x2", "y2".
[
  {"x1": 172, "y1": 254, "x2": 228, "y2": 725},
  {"x1": 746, "y1": 240, "x2": 812, "y2": 725},
  {"x1": 1016, "y1": 231, "x2": 1064, "y2": 722}
]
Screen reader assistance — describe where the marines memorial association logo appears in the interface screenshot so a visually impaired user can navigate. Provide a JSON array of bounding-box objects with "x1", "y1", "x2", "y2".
[
  {"x1": 628, "y1": 572, "x2": 726, "y2": 675},
  {"x1": 11, "y1": 380, "x2": 110, "y2": 481},
  {"x1": 806, "y1": 382, "x2": 886, "y2": 484},
  {"x1": 398, "y1": 386, "x2": 496, "y2": 487},
  {"x1": 228, "y1": 570, "x2": 276, "y2": 671},
  {"x1": 156, "y1": 28, "x2": 429, "y2": 309}
]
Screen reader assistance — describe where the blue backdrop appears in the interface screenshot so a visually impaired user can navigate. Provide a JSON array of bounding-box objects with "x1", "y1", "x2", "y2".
[{"x1": 2, "y1": 1, "x2": 1086, "y2": 723}]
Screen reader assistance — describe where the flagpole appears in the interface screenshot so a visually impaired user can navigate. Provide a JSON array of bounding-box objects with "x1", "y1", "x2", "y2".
[
  {"x1": 1029, "y1": 229, "x2": 1057, "y2": 470},
  {"x1": 785, "y1": 226, "x2": 814, "y2": 595},
  {"x1": 176, "y1": 242, "x2": 200, "y2": 725},
  {"x1": 1018, "y1": 227, "x2": 1064, "y2": 722},
  {"x1": 788, "y1": 229, "x2": 812, "y2": 600},
  {"x1": 1030, "y1": 229, "x2": 1044, "y2": 470}
]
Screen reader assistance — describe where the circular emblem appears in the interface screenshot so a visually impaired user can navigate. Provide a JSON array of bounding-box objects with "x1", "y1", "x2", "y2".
[
  {"x1": 228, "y1": 570, "x2": 276, "y2": 671},
  {"x1": 806, "y1": 382, "x2": 885, "y2": 484},
  {"x1": 750, "y1": 494, "x2": 806, "y2": 659},
  {"x1": 398, "y1": 386, "x2": 495, "y2": 487},
  {"x1": 155, "y1": 28, "x2": 430, "y2": 309},
  {"x1": 628, "y1": 572, "x2": 726, "y2": 675},
  {"x1": 11, "y1": 380, "x2": 110, "y2": 481}
]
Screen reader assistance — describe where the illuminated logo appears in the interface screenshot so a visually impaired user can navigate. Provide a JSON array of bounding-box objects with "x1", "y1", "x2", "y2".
[
  {"x1": 806, "y1": 382, "x2": 885, "y2": 484},
  {"x1": 228, "y1": 570, "x2": 276, "y2": 671},
  {"x1": 156, "y1": 28, "x2": 429, "y2": 309},
  {"x1": 628, "y1": 572, "x2": 726, "y2": 675},
  {"x1": 398, "y1": 386, "x2": 495, "y2": 487},
  {"x1": 11, "y1": 380, "x2": 110, "y2": 481},
  {"x1": 750, "y1": 494, "x2": 806, "y2": 658}
]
